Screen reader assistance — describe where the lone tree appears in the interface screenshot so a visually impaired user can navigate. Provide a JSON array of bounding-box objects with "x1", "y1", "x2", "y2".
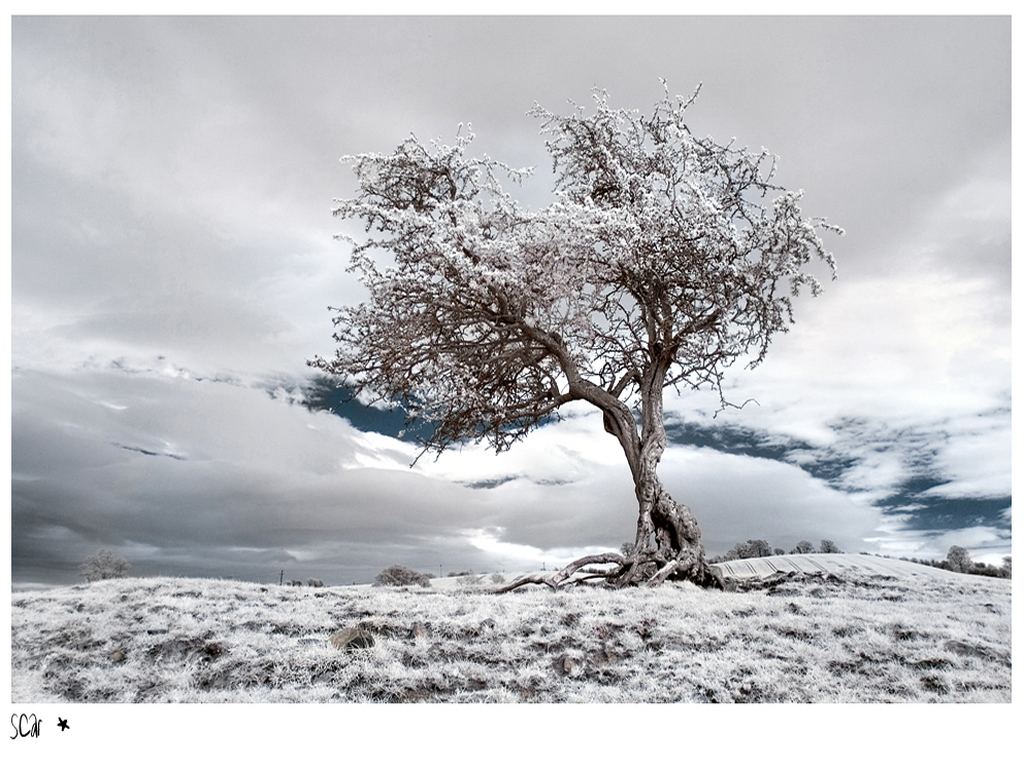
[
  {"x1": 80, "y1": 548, "x2": 131, "y2": 582},
  {"x1": 946, "y1": 545, "x2": 972, "y2": 574},
  {"x1": 311, "y1": 85, "x2": 839, "y2": 590}
]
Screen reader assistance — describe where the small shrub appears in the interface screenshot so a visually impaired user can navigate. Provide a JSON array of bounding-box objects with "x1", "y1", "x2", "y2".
[{"x1": 373, "y1": 564, "x2": 432, "y2": 587}]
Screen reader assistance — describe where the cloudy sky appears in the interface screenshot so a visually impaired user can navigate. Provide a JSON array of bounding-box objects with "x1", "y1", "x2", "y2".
[{"x1": 10, "y1": 16, "x2": 1011, "y2": 586}]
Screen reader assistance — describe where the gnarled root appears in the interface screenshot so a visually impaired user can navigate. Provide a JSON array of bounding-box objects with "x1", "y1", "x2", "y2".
[
  {"x1": 491, "y1": 549, "x2": 723, "y2": 594},
  {"x1": 491, "y1": 553, "x2": 627, "y2": 594}
]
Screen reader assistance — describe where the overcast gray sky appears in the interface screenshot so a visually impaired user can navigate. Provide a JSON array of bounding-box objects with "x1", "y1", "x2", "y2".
[{"x1": 10, "y1": 16, "x2": 1011, "y2": 586}]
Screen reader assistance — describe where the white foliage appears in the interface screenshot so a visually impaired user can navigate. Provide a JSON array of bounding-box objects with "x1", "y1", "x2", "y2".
[{"x1": 311, "y1": 85, "x2": 840, "y2": 458}]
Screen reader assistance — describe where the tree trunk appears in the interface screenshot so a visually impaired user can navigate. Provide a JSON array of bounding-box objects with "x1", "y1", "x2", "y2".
[
  {"x1": 494, "y1": 361, "x2": 723, "y2": 593},
  {"x1": 604, "y1": 359, "x2": 720, "y2": 588},
  {"x1": 609, "y1": 464, "x2": 720, "y2": 588},
  {"x1": 604, "y1": 400, "x2": 720, "y2": 588}
]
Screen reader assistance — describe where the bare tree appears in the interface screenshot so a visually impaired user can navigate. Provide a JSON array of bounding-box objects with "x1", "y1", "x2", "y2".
[
  {"x1": 80, "y1": 548, "x2": 131, "y2": 582},
  {"x1": 311, "y1": 84, "x2": 838, "y2": 590},
  {"x1": 819, "y1": 539, "x2": 841, "y2": 554},
  {"x1": 791, "y1": 540, "x2": 816, "y2": 554}
]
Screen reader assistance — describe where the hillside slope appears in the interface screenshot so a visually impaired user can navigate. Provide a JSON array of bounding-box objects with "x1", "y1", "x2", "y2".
[
  {"x1": 11, "y1": 556, "x2": 1011, "y2": 703},
  {"x1": 711, "y1": 552, "x2": 969, "y2": 580}
]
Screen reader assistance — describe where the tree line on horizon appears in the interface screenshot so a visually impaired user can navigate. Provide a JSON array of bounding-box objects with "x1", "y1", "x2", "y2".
[
  {"x1": 899, "y1": 546, "x2": 1011, "y2": 580},
  {"x1": 707, "y1": 538, "x2": 842, "y2": 563}
]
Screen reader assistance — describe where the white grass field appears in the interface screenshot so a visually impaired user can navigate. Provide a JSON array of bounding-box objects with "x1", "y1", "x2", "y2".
[{"x1": 10, "y1": 554, "x2": 1010, "y2": 703}]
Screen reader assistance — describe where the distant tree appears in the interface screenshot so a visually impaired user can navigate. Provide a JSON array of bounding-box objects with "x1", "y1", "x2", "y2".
[
  {"x1": 773, "y1": 548, "x2": 785, "y2": 556},
  {"x1": 312, "y1": 84, "x2": 838, "y2": 591},
  {"x1": 791, "y1": 540, "x2": 815, "y2": 554},
  {"x1": 967, "y1": 562, "x2": 1001, "y2": 578},
  {"x1": 819, "y1": 539, "x2": 841, "y2": 554},
  {"x1": 80, "y1": 548, "x2": 131, "y2": 582},
  {"x1": 728, "y1": 539, "x2": 774, "y2": 560},
  {"x1": 946, "y1": 546, "x2": 972, "y2": 574},
  {"x1": 999, "y1": 555, "x2": 1011, "y2": 578},
  {"x1": 751, "y1": 540, "x2": 774, "y2": 558},
  {"x1": 374, "y1": 564, "x2": 433, "y2": 587}
]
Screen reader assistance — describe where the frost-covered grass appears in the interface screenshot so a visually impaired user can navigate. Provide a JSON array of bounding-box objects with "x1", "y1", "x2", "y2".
[{"x1": 11, "y1": 556, "x2": 1010, "y2": 703}]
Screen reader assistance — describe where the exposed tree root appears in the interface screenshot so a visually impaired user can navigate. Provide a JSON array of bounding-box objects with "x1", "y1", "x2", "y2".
[
  {"x1": 492, "y1": 550, "x2": 724, "y2": 594},
  {"x1": 491, "y1": 553, "x2": 625, "y2": 594}
]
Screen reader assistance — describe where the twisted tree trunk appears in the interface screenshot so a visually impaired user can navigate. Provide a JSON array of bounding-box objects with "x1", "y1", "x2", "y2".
[
  {"x1": 495, "y1": 362, "x2": 722, "y2": 593},
  {"x1": 607, "y1": 366, "x2": 720, "y2": 589},
  {"x1": 610, "y1": 461, "x2": 720, "y2": 589}
]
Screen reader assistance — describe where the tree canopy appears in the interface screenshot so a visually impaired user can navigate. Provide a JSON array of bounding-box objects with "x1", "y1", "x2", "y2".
[
  {"x1": 80, "y1": 548, "x2": 131, "y2": 582},
  {"x1": 311, "y1": 85, "x2": 839, "y2": 589}
]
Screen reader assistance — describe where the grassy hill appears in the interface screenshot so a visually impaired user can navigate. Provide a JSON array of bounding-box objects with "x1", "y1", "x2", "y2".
[{"x1": 11, "y1": 554, "x2": 1010, "y2": 703}]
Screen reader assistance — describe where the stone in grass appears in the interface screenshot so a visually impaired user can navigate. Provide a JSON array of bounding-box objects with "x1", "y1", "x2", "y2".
[
  {"x1": 944, "y1": 639, "x2": 1007, "y2": 664},
  {"x1": 556, "y1": 653, "x2": 586, "y2": 678},
  {"x1": 110, "y1": 649, "x2": 127, "y2": 663},
  {"x1": 330, "y1": 627, "x2": 375, "y2": 651}
]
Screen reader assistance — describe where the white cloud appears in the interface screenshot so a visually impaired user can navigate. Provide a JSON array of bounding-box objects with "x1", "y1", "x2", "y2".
[
  {"x1": 869, "y1": 525, "x2": 1012, "y2": 566},
  {"x1": 655, "y1": 446, "x2": 887, "y2": 555},
  {"x1": 659, "y1": 251, "x2": 1010, "y2": 511}
]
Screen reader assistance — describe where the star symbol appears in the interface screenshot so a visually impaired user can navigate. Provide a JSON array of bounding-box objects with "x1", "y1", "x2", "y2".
[{"x1": 57, "y1": 717, "x2": 69, "y2": 732}]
